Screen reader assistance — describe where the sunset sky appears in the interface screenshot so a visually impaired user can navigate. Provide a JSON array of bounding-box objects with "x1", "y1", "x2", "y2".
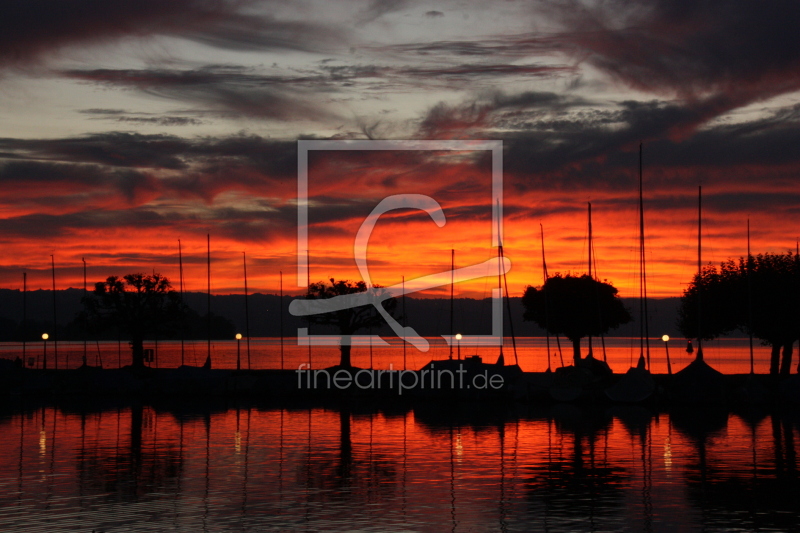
[{"x1": 1, "y1": 0, "x2": 799, "y2": 299}]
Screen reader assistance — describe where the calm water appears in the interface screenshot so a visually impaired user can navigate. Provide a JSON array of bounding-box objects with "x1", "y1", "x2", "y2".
[
  {"x1": 0, "y1": 336, "x2": 778, "y2": 374},
  {"x1": 0, "y1": 402, "x2": 797, "y2": 532}
]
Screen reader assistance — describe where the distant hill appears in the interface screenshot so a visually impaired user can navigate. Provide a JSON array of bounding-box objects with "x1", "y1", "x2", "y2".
[{"x1": 0, "y1": 288, "x2": 684, "y2": 341}]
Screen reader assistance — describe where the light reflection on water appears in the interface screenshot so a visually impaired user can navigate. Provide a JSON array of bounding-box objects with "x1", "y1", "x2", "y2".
[
  {"x1": 0, "y1": 402, "x2": 797, "y2": 532},
  {"x1": 0, "y1": 336, "x2": 773, "y2": 374}
]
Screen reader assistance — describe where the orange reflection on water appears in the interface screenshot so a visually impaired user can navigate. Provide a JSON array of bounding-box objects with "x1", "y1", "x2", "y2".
[{"x1": 0, "y1": 403, "x2": 798, "y2": 531}]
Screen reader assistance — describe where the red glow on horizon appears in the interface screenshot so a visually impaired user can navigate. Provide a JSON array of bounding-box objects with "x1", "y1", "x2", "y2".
[{"x1": 1, "y1": 153, "x2": 797, "y2": 300}]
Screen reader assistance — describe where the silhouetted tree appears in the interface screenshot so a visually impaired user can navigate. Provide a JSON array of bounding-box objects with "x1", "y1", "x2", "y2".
[
  {"x1": 679, "y1": 252, "x2": 800, "y2": 375},
  {"x1": 677, "y1": 261, "x2": 743, "y2": 342},
  {"x1": 82, "y1": 273, "x2": 184, "y2": 369},
  {"x1": 521, "y1": 274, "x2": 631, "y2": 365},
  {"x1": 304, "y1": 278, "x2": 398, "y2": 368}
]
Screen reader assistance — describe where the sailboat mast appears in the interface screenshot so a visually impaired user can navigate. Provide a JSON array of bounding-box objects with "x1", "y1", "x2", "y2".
[
  {"x1": 450, "y1": 249, "x2": 454, "y2": 360},
  {"x1": 243, "y1": 251, "x2": 251, "y2": 370},
  {"x1": 402, "y1": 275, "x2": 407, "y2": 370},
  {"x1": 697, "y1": 186, "x2": 703, "y2": 361},
  {"x1": 83, "y1": 257, "x2": 87, "y2": 366},
  {"x1": 589, "y1": 203, "x2": 608, "y2": 361},
  {"x1": 307, "y1": 249, "x2": 311, "y2": 367},
  {"x1": 541, "y1": 224, "x2": 563, "y2": 367},
  {"x1": 51, "y1": 254, "x2": 57, "y2": 369},
  {"x1": 207, "y1": 234, "x2": 211, "y2": 367},
  {"x1": 178, "y1": 239, "x2": 185, "y2": 367},
  {"x1": 497, "y1": 201, "x2": 517, "y2": 366},
  {"x1": 747, "y1": 220, "x2": 754, "y2": 374},
  {"x1": 500, "y1": 245, "x2": 519, "y2": 366},
  {"x1": 22, "y1": 272, "x2": 26, "y2": 363},
  {"x1": 280, "y1": 270, "x2": 284, "y2": 371},
  {"x1": 639, "y1": 143, "x2": 651, "y2": 369},
  {"x1": 588, "y1": 203, "x2": 592, "y2": 273},
  {"x1": 540, "y1": 224, "x2": 551, "y2": 371},
  {"x1": 498, "y1": 236, "x2": 505, "y2": 363},
  {"x1": 588, "y1": 202, "x2": 593, "y2": 357}
]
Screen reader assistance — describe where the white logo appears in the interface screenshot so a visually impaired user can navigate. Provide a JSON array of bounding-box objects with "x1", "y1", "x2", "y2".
[{"x1": 292, "y1": 140, "x2": 506, "y2": 351}]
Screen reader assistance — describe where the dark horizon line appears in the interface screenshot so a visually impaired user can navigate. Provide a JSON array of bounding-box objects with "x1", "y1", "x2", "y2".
[{"x1": 0, "y1": 286, "x2": 684, "y2": 300}]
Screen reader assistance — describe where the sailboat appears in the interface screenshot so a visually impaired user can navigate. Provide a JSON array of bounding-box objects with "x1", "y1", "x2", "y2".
[
  {"x1": 175, "y1": 236, "x2": 213, "y2": 374},
  {"x1": 606, "y1": 144, "x2": 656, "y2": 402},
  {"x1": 669, "y1": 186, "x2": 725, "y2": 403},
  {"x1": 736, "y1": 219, "x2": 769, "y2": 403},
  {"x1": 204, "y1": 233, "x2": 212, "y2": 369},
  {"x1": 548, "y1": 202, "x2": 613, "y2": 401},
  {"x1": 519, "y1": 225, "x2": 559, "y2": 401},
  {"x1": 417, "y1": 243, "x2": 522, "y2": 397}
]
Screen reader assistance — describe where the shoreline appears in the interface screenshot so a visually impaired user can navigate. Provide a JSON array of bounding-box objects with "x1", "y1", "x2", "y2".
[{"x1": 2, "y1": 363, "x2": 798, "y2": 408}]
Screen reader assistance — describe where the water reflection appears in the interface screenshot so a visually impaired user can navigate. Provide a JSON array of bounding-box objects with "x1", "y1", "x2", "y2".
[
  {"x1": 677, "y1": 409, "x2": 799, "y2": 532},
  {"x1": 523, "y1": 406, "x2": 628, "y2": 532},
  {"x1": 72, "y1": 404, "x2": 183, "y2": 503},
  {"x1": 0, "y1": 401, "x2": 798, "y2": 532}
]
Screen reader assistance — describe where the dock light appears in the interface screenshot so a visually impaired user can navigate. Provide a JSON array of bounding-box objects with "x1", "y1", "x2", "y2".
[
  {"x1": 455, "y1": 333, "x2": 462, "y2": 360},
  {"x1": 235, "y1": 333, "x2": 242, "y2": 370},
  {"x1": 662, "y1": 334, "x2": 672, "y2": 375},
  {"x1": 42, "y1": 333, "x2": 49, "y2": 370}
]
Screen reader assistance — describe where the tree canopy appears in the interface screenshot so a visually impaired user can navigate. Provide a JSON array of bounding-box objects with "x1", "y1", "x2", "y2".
[
  {"x1": 305, "y1": 278, "x2": 398, "y2": 368},
  {"x1": 677, "y1": 261, "x2": 743, "y2": 342},
  {"x1": 521, "y1": 273, "x2": 631, "y2": 365},
  {"x1": 678, "y1": 252, "x2": 800, "y2": 375},
  {"x1": 82, "y1": 273, "x2": 184, "y2": 369}
]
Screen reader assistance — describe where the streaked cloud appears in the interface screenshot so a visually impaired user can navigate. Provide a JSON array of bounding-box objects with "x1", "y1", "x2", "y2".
[{"x1": 0, "y1": 0, "x2": 799, "y2": 298}]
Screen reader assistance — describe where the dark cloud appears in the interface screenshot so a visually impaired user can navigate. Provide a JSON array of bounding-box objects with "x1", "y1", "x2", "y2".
[
  {"x1": 0, "y1": 132, "x2": 297, "y2": 178},
  {"x1": 0, "y1": 160, "x2": 158, "y2": 205},
  {"x1": 180, "y1": 12, "x2": 346, "y2": 53},
  {"x1": 635, "y1": 106, "x2": 800, "y2": 170},
  {"x1": 356, "y1": 0, "x2": 413, "y2": 24},
  {"x1": 400, "y1": 63, "x2": 573, "y2": 81},
  {"x1": 63, "y1": 62, "x2": 573, "y2": 118},
  {"x1": 63, "y1": 66, "x2": 337, "y2": 121},
  {"x1": 379, "y1": 1, "x2": 800, "y2": 121},
  {"x1": 317, "y1": 64, "x2": 389, "y2": 80},
  {"x1": 0, "y1": 202, "x2": 296, "y2": 244},
  {"x1": 418, "y1": 101, "x2": 489, "y2": 137},
  {"x1": 417, "y1": 90, "x2": 590, "y2": 138},
  {"x1": 0, "y1": 132, "x2": 300, "y2": 209},
  {"x1": 0, "y1": 132, "x2": 191, "y2": 169},
  {"x1": 5, "y1": 94, "x2": 800, "y2": 222},
  {"x1": 546, "y1": 0, "x2": 800, "y2": 108},
  {"x1": 376, "y1": 36, "x2": 566, "y2": 57},
  {"x1": 79, "y1": 108, "x2": 203, "y2": 126},
  {"x1": 410, "y1": 84, "x2": 800, "y2": 205},
  {"x1": 500, "y1": 98, "x2": 800, "y2": 202},
  {"x1": 115, "y1": 116, "x2": 204, "y2": 126},
  {"x1": 0, "y1": 209, "x2": 170, "y2": 238},
  {"x1": 491, "y1": 91, "x2": 590, "y2": 110},
  {"x1": 306, "y1": 196, "x2": 379, "y2": 226},
  {"x1": 0, "y1": 0, "x2": 345, "y2": 67},
  {"x1": 79, "y1": 108, "x2": 127, "y2": 115},
  {"x1": 2, "y1": 95, "x2": 799, "y2": 244}
]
